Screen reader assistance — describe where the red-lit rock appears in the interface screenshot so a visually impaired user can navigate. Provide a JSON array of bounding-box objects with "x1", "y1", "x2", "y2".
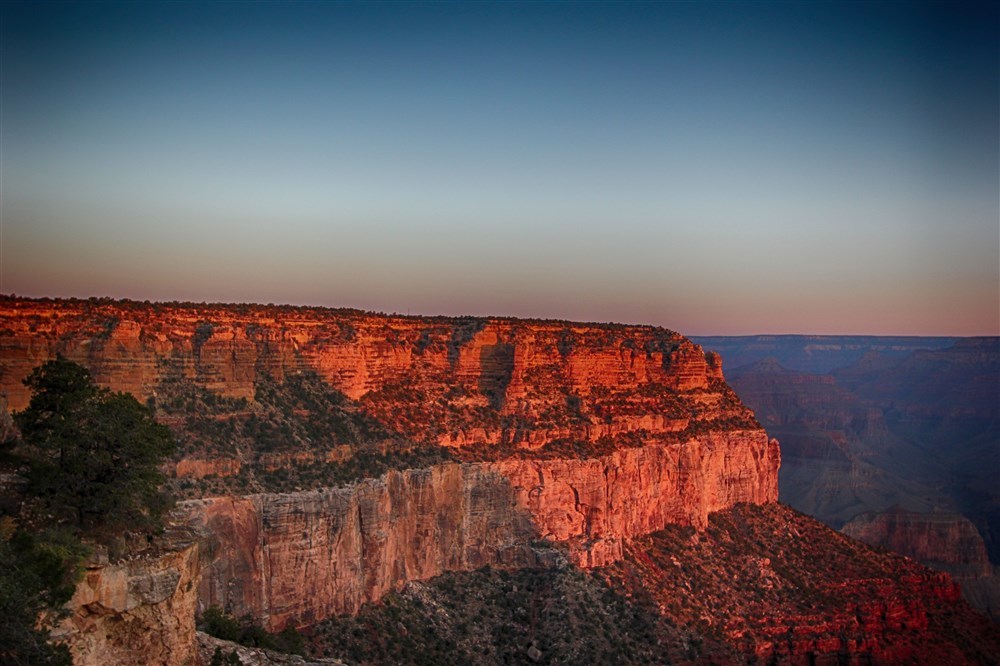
[{"x1": 188, "y1": 428, "x2": 779, "y2": 630}]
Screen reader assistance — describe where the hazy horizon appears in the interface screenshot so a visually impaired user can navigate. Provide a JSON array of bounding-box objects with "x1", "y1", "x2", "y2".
[{"x1": 3, "y1": 1, "x2": 997, "y2": 336}]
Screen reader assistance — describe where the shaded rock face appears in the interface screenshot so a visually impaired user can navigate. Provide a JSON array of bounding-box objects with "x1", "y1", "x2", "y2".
[
  {"x1": 843, "y1": 508, "x2": 1000, "y2": 620},
  {"x1": 717, "y1": 340, "x2": 999, "y2": 558},
  {"x1": 189, "y1": 430, "x2": 779, "y2": 630},
  {"x1": 726, "y1": 358, "x2": 927, "y2": 526},
  {"x1": 832, "y1": 338, "x2": 1000, "y2": 562},
  {"x1": 711, "y1": 340, "x2": 1000, "y2": 621},
  {"x1": 56, "y1": 541, "x2": 202, "y2": 666},
  {"x1": 843, "y1": 508, "x2": 992, "y2": 577}
]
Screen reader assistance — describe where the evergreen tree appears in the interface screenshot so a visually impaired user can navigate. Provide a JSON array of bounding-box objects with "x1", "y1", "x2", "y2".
[
  {"x1": 0, "y1": 519, "x2": 80, "y2": 665},
  {"x1": 15, "y1": 356, "x2": 175, "y2": 537}
]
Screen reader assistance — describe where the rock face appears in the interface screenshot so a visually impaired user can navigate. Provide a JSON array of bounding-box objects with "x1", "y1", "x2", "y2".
[
  {"x1": 310, "y1": 503, "x2": 1000, "y2": 666},
  {"x1": 726, "y1": 357, "x2": 935, "y2": 527},
  {"x1": 0, "y1": 297, "x2": 756, "y2": 458},
  {"x1": 55, "y1": 538, "x2": 203, "y2": 666},
  {"x1": 843, "y1": 508, "x2": 1000, "y2": 620},
  {"x1": 0, "y1": 297, "x2": 782, "y2": 653},
  {"x1": 843, "y1": 508, "x2": 992, "y2": 577},
  {"x1": 190, "y1": 429, "x2": 778, "y2": 630}
]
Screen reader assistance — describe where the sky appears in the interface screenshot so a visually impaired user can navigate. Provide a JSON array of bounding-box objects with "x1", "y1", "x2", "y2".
[{"x1": 1, "y1": 1, "x2": 997, "y2": 336}]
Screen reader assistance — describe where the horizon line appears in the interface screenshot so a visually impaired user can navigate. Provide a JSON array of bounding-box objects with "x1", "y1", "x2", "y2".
[{"x1": 3, "y1": 292, "x2": 996, "y2": 339}]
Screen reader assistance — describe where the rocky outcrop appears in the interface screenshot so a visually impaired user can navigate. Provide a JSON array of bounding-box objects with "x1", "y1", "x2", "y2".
[
  {"x1": 745, "y1": 573, "x2": 970, "y2": 664},
  {"x1": 188, "y1": 429, "x2": 779, "y2": 630},
  {"x1": 603, "y1": 503, "x2": 1000, "y2": 666},
  {"x1": 197, "y1": 632, "x2": 345, "y2": 666},
  {"x1": 175, "y1": 458, "x2": 242, "y2": 479},
  {"x1": 843, "y1": 507, "x2": 1000, "y2": 620},
  {"x1": 55, "y1": 538, "x2": 203, "y2": 666}
]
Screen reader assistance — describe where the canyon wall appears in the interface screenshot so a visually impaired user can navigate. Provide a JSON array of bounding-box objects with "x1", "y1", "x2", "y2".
[
  {"x1": 189, "y1": 428, "x2": 778, "y2": 630},
  {"x1": 0, "y1": 298, "x2": 751, "y2": 459},
  {"x1": 843, "y1": 509, "x2": 992, "y2": 577},
  {"x1": 0, "y1": 297, "x2": 783, "y2": 658},
  {"x1": 843, "y1": 508, "x2": 1000, "y2": 620}
]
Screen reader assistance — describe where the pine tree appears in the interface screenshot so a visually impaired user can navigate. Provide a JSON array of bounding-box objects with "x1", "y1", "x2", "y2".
[{"x1": 15, "y1": 356, "x2": 175, "y2": 538}]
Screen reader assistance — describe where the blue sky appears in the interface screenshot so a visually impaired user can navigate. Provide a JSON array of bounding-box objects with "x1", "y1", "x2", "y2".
[{"x1": 2, "y1": 1, "x2": 997, "y2": 334}]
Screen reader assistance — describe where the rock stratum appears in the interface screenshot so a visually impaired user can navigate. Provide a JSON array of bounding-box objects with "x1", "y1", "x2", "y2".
[
  {"x1": 189, "y1": 428, "x2": 775, "y2": 630},
  {"x1": 1, "y1": 296, "x2": 995, "y2": 664}
]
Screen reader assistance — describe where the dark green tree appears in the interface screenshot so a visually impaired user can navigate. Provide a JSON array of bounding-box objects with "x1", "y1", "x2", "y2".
[
  {"x1": 15, "y1": 356, "x2": 175, "y2": 538},
  {"x1": 0, "y1": 520, "x2": 82, "y2": 665}
]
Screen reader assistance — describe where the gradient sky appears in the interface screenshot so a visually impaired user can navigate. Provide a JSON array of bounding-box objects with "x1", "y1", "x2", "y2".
[{"x1": 2, "y1": 1, "x2": 997, "y2": 335}]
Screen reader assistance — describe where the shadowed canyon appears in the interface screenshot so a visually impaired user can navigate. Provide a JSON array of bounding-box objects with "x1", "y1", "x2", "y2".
[{"x1": 695, "y1": 335, "x2": 1000, "y2": 621}]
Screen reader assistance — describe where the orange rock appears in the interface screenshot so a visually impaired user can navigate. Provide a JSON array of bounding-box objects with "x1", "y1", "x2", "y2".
[
  {"x1": 175, "y1": 457, "x2": 241, "y2": 479},
  {"x1": 185, "y1": 428, "x2": 779, "y2": 630},
  {"x1": 56, "y1": 540, "x2": 202, "y2": 666},
  {"x1": 0, "y1": 297, "x2": 782, "y2": 639}
]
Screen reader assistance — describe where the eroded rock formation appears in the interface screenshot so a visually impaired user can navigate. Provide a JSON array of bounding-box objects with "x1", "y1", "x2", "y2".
[
  {"x1": 18, "y1": 297, "x2": 997, "y2": 666},
  {"x1": 188, "y1": 429, "x2": 778, "y2": 630},
  {"x1": 56, "y1": 538, "x2": 203, "y2": 666},
  {"x1": 0, "y1": 297, "x2": 755, "y2": 459}
]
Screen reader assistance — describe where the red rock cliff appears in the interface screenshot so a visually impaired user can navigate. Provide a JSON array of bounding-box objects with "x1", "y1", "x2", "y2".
[
  {"x1": 188, "y1": 428, "x2": 778, "y2": 630},
  {"x1": 0, "y1": 297, "x2": 755, "y2": 453},
  {"x1": 0, "y1": 297, "x2": 779, "y2": 635}
]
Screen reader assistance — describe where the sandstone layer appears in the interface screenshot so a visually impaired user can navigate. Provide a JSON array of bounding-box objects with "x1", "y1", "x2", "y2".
[
  {"x1": 0, "y1": 297, "x2": 753, "y2": 464},
  {"x1": 55, "y1": 537, "x2": 203, "y2": 666},
  {"x1": 189, "y1": 428, "x2": 778, "y2": 630}
]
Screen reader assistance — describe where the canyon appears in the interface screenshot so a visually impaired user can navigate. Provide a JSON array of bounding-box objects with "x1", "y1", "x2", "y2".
[
  {"x1": 1, "y1": 297, "x2": 996, "y2": 664},
  {"x1": 706, "y1": 335, "x2": 1000, "y2": 620}
]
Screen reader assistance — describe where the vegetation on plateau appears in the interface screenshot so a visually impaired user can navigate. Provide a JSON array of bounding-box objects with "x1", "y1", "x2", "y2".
[
  {"x1": 309, "y1": 563, "x2": 727, "y2": 665},
  {"x1": 158, "y1": 368, "x2": 456, "y2": 497}
]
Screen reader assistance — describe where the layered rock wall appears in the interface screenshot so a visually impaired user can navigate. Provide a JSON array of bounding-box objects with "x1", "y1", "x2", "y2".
[
  {"x1": 187, "y1": 429, "x2": 778, "y2": 630},
  {"x1": 56, "y1": 541, "x2": 202, "y2": 666},
  {"x1": 842, "y1": 509, "x2": 992, "y2": 577},
  {"x1": 0, "y1": 298, "x2": 782, "y2": 653},
  {"x1": 0, "y1": 298, "x2": 751, "y2": 455}
]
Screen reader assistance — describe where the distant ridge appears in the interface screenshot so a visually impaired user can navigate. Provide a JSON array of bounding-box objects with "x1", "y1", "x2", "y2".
[{"x1": 693, "y1": 334, "x2": 961, "y2": 374}]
